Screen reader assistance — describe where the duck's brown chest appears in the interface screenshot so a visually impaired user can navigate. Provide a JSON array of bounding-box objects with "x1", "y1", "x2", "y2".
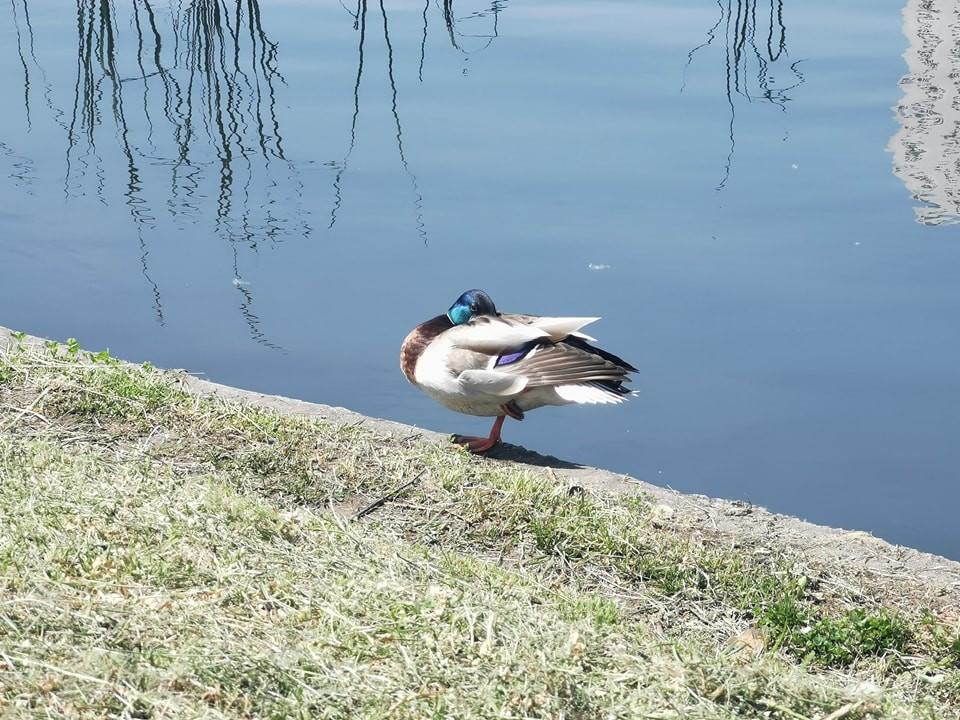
[{"x1": 400, "y1": 314, "x2": 452, "y2": 383}]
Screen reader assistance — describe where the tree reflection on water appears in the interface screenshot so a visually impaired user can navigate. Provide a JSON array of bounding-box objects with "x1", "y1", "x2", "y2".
[
  {"x1": 327, "y1": 0, "x2": 504, "y2": 242},
  {"x1": 54, "y1": 0, "x2": 306, "y2": 337},
  {"x1": 65, "y1": 0, "x2": 302, "y2": 240},
  {"x1": 4, "y1": 0, "x2": 506, "y2": 341},
  {"x1": 684, "y1": 0, "x2": 804, "y2": 190}
]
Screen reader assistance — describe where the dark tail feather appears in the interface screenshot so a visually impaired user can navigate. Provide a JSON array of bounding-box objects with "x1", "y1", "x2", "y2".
[
  {"x1": 562, "y1": 335, "x2": 638, "y2": 373},
  {"x1": 589, "y1": 379, "x2": 633, "y2": 396}
]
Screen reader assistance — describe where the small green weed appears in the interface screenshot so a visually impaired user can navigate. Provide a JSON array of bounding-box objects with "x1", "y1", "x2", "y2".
[
  {"x1": 65, "y1": 365, "x2": 181, "y2": 418},
  {"x1": 760, "y1": 599, "x2": 910, "y2": 666},
  {"x1": 948, "y1": 636, "x2": 960, "y2": 668},
  {"x1": 559, "y1": 593, "x2": 621, "y2": 628}
]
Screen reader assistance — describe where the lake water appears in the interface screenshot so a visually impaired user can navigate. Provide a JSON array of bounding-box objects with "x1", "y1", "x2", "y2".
[{"x1": 1, "y1": 0, "x2": 958, "y2": 559}]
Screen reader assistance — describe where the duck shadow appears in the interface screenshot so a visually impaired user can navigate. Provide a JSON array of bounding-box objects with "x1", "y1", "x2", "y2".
[{"x1": 482, "y1": 442, "x2": 583, "y2": 470}]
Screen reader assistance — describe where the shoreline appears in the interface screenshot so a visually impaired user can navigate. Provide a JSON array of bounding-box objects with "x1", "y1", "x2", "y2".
[{"x1": 186, "y1": 359, "x2": 960, "y2": 595}]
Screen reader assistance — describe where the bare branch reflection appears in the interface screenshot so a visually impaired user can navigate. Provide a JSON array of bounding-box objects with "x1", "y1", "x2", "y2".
[
  {"x1": 0, "y1": 140, "x2": 36, "y2": 193},
  {"x1": 329, "y1": 0, "x2": 430, "y2": 246},
  {"x1": 4, "y1": 0, "x2": 512, "y2": 343},
  {"x1": 684, "y1": 0, "x2": 804, "y2": 190},
  {"x1": 55, "y1": 0, "x2": 307, "y2": 345},
  {"x1": 442, "y1": 0, "x2": 506, "y2": 57},
  {"x1": 9, "y1": 0, "x2": 32, "y2": 129},
  {"x1": 329, "y1": 0, "x2": 367, "y2": 232},
  {"x1": 380, "y1": 0, "x2": 427, "y2": 245}
]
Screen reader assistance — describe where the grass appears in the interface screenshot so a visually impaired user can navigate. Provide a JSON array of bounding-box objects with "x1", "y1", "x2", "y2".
[
  {"x1": 1, "y1": 334, "x2": 959, "y2": 718},
  {"x1": 760, "y1": 601, "x2": 911, "y2": 667}
]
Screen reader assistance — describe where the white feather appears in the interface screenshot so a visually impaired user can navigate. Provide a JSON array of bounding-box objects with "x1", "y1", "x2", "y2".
[
  {"x1": 450, "y1": 320, "x2": 548, "y2": 353},
  {"x1": 458, "y1": 369, "x2": 528, "y2": 397},
  {"x1": 529, "y1": 316, "x2": 600, "y2": 342},
  {"x1": 414, "y1": 335, "x2": 459, "y2": 393},
  {"x1": 554, "y1": 383, "x2": 625, "y2": 405}
]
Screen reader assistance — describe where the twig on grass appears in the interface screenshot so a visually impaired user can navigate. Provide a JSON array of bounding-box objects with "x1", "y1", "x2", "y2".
[
  {"x1": 0, "y1": 386, "x2": 51, "y2": 431},
  {"x1": 353, "y1": 469, "x2": 426, "y2": 520}
]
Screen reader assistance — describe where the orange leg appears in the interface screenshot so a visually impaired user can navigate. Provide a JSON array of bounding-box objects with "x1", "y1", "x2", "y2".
[{"x1": 453, "y1": 415, "x2": 506, "y2": 454}]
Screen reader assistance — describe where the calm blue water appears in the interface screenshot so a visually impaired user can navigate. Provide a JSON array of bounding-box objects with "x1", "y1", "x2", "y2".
[{"x1": 1, "y1": 1, "x2": 958, "y2": 558}]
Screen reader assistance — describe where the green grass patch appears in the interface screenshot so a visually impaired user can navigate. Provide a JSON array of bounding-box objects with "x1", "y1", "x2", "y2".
[{"x1": 761, "y1": 599, "x2": 911, "y2": 666}]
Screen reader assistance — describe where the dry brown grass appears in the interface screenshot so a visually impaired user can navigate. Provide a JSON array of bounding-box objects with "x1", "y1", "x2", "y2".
[{"x1": 1, "y1": 335, "x2": 958, "y2": 718}]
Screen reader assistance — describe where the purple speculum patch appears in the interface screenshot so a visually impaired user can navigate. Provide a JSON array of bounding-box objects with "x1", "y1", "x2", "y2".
[{"x1": 495, "y1": 350, "x2": 526, "y2": 366}]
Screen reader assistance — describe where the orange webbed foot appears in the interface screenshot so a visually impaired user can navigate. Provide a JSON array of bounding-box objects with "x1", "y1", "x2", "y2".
[
  {"x1": 452, "y1": 434, "x2": 499, "y2": 454},
  {"x1": 451, "y1": 415, "x2": 506, "y2": 454}
]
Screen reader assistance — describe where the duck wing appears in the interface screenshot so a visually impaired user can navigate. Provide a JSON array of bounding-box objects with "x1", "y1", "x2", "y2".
[
  {"x1": 495, "y1": 338, "x2": 634, "y2": 388},
  {"x1": 499, "y1": 313, "x2": 601, "y2": 342},
  {"x1": 443, "y1": 313, "x2": 634, "y2": 401},
  {"x1": 446, "y1": 313, "x2": 633, "y2": 394},
  {"x1": 449, "y1": 314, "x2": 600, "y2": 354}
]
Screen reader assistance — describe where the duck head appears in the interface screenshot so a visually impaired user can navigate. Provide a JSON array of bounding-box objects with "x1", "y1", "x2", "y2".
[{"x1": 447, "y1": 289, "x2": 498, "y2": 325}]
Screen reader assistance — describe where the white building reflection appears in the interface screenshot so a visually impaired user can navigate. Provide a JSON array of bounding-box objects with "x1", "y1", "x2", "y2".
[{"x1": 889, "y1": 0, "x2": 960, "y2": 225}]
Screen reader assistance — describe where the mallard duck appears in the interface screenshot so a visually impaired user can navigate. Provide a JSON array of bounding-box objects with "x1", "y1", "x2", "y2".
[{"x1": 400, "y1": 289, "x2": 637, "y2": 453}]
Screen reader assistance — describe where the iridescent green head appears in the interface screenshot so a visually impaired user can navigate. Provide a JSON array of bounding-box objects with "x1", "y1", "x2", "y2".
[{"x1": 447, "y1": 289, "x2": 497, "y2": 325}]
